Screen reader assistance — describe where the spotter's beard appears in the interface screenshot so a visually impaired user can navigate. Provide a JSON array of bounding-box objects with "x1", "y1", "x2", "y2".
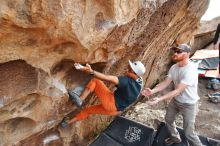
[{"x1": 171, "y1": 54, "x2": 185, "y2": 62}]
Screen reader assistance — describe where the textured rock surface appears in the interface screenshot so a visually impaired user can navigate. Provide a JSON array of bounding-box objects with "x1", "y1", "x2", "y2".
[
  {"x1": 198, "y1": 16, "x2": 220, "y2": 35},
  {"x1": 192, "y1": 16, "x2": 220, "y2": 50},
  {"x1": 0, "y1": 0, "x2": 209, "y2": 145}
]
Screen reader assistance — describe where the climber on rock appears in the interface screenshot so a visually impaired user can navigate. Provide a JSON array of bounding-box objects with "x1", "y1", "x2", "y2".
[{"x1": 61, "y1": 60, "x2": 145, "y2": 127}]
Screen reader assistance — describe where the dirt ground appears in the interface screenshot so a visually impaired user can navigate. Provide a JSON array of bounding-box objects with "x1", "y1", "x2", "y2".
[{"x1": 124, "y1": 77, "x2": 220, "y2": 140}]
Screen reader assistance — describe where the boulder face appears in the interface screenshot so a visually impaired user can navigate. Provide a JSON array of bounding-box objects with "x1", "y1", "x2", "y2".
[
  {"x1": 0, "y1": 0, "x2": 209, "y2": 146},
  {"x1": 192, "y1": 16, "x2": 220, "y2": 50}
]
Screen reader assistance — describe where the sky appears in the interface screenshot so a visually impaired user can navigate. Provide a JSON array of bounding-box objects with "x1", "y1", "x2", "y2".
[{"x1": 201, "y1": 0, "x2": 220, "y2": 20}]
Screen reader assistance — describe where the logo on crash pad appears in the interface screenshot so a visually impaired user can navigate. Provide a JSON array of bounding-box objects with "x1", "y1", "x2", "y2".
[{"x1": 124, "y1": 126, "x2": 142, "y2": 143}]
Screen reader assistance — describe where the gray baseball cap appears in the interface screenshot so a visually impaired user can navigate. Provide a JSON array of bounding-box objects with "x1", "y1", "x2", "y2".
[{"x1": 171, "y1": 44, "x2": 191, "y2": 53}]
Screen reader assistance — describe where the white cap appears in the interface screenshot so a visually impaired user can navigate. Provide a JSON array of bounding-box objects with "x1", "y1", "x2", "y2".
[{"x1": 129, "y1": 60, "x2": 146, "y2": 76}]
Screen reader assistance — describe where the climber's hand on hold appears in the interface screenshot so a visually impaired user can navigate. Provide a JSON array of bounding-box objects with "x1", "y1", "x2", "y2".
[{"x1": 74, "y1": 63, "x2": 93, "y2": 74}]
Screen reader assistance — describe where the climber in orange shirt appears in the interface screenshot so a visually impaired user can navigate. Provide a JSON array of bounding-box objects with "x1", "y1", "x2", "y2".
[{"x1": 61, "y1": 60, "x2": 145, "y2": 127}]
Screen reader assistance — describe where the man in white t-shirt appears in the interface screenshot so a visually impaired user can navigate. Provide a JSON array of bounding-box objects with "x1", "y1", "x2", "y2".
[{"x1": 142, "y1": 44, "x2": 203, "y2": 146}]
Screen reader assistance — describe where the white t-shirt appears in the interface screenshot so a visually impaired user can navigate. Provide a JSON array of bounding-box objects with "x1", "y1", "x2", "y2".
[{"x1": 167, "y1": 61, "x2": 200, "y2": 104}]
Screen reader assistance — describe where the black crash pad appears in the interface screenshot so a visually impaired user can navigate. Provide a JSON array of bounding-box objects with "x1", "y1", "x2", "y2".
[
  {"x1": 89, "y1": 116, "x2": 155, "y2": 146},
  {"x1": 89, "y1": 117, "x2": 220, "y2": 146},
  {"x1": 199, "y1": 136, "x2": 220, "y2": 146},
  {"x1": 89, "y1": 133, "x2": 123, "y2": 146},
  {"x1": 152, "y1": 122, "x2": 220, "y2": 146}
]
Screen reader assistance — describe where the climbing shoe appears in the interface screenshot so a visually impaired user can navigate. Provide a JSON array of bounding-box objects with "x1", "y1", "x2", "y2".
[
  {"x1": 68, "y1": 89, "x2": 83, "y2": 107},
  {"x1": 60, "y1": 117, "x2": 69, "y2": 128}
]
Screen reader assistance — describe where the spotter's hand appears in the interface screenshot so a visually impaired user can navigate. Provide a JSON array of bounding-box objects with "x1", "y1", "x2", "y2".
[
  {"x1": 141, "y1": 88, "x2": 153, "y2": 96},
  {"x1": 146, "y1": 97, "x2": 161, "y2": 106}
]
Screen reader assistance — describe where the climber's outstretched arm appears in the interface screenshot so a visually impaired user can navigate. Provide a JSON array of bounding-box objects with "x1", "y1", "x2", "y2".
[{"x1": 74, "y1": 63, "x2": 119, "y2": 85}]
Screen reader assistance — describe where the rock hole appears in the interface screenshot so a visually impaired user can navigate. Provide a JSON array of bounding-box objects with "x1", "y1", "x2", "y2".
[
  {"x1": 4, "y1": 117, "x2": 36, "y2": 142},
  {"x1": 51, "y1": 59, "x2": 107, "y2": 89}
]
